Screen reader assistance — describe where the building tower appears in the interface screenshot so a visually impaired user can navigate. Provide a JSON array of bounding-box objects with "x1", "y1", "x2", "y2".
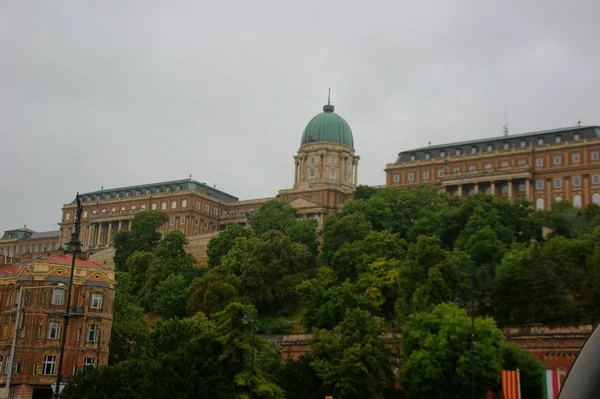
[{"x1": 278, "y1": 96, "x2": 360, "y2": 225}]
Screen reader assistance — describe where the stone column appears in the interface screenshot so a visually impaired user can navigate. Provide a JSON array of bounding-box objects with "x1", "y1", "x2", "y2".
[
  {"x1": 564, "y1": 177, "x2": 571, "y2": 202},
  {"x1": 118, "y1": 221, "x2": 123, "y2": 232},
  {"x1": 88, "y1": 224, "x2": 95, "y2": 249},
  {"x1": 107, "y1": 222, "x2": 113, "y2": 247},
  {"x1": 457, "y1": 185, "x2": 463, "y2": 197},
  {"x1": 546, "y1": 178, "x2": 552, "y2": 207},
  {"x1": 583, "y1": 174, "x2": 590, "y2": 206},
  {"x1": 341, "y1": 157, "x2": 346, "y2": 183},
  {"x1": 294, "y1": 162, "x2": 299, "y2": 185},
  {"x1": 507, "y1": 180, "x2": 513, "y2": 201},
  {"x1": 96, "y1": 223, "x2": 102, "y2": 248},
  {"x1": 128, "y1": 220, "x2": 132, "y2": 231},
  {"x1": 474, "y1": 183, "x2": 479, "y2": 193},
  {"x1": 525, "y1": 179, "x2": 531, "y2": 201},
  {"x1": 354, "y1": 160, "x2": 358, "y2": 185},
  {"x1": 490, "y1": 181, "x2": 496, "y2": 197}
]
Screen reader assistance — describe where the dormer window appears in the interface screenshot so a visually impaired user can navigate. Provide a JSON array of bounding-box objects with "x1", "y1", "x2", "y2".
[
  {"x1": 440, "y1": 150, "x2": 446, "y2": 158},
  {"x1": 455, "y1": 148, "x2": 462, "y2": 156},
  {"x1": 574, "y1": 132, "x2": 580, "y2": 140},
  {"x1": 424, "y1": 152, "x2": 431, "y2": 160},
  {"x1": 538, "y1": 137, "x2": 545, "y2": 145},
  {"x1": 471, "y1": 146, "x2": 478, "y2": 154},
  {"x1": 410, "y1": 154, "x2": 416, "y2": 161},
  {"x1": 503, "y1": 142, "x2": 510, "y2": 150},
  {"x1": 555, "y1": 135, "x2": 562, "y2": 143},
  {"x1": 520, "y1": 140, "x2": 527, "y2": 148},
  {"x1": 487, "y1": 144, "x2": 494, "y2": 152}
]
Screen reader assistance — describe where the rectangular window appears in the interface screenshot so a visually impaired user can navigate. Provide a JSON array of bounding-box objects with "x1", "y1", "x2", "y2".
[
  {"x1": 518, "y1": 183, "x2": 526, "y2": 192},
  {"x1": 573, "y1": 176, "x2": 581, "y2": 187},
  {"x1": 196, "y1": 201, "x2": 201, "y2": 209},
  {"x1": 204, "y1": 222, "x2": 209, "y2": 229},
  {"x1": 536, "y1": 180, "x2": 544, "y2": 190},
  {"x1": 47, "y1": 321, "x2": 60, "y2": 339},
  {"x1": 452, "y1": 168, "x2": 460, "y2": 173},
  {"x1": 501, "y1": 162, "x2": 509, "y2": 167},
  {"x1": 182, "y1": 199, "x2": 188, "y2": 208},
  {"x1": 152, "y1": 203, "x2": 157, "y2": 210},
  {"x1": 51, "y1": 289, "x2": 65, "y2": 306},
  {"x1": 43, "y1": 355, "x2": 56, "y2": 375},
  {"x1": 553, "y1": 156, "x2": 561, "y2": 165},
  {"x1": 309, "y1": 168, "x2": 316, "y2": 180},
  {"x1": 407, "y1": 173, "x2": 415, "y2": 182},
  {"x1": 84, "y1": 358, "x2": 96, "y2": 368},
  {"x1": 87, "y1": 325, "x2": 99, "y2": 343},
  {"x1": 424, "y1": 152, "x2": 431, "y2": 159},
  {"x1": 171, "y1": 201, "x2": 177, "y2": 209},
  {"x1": 90, "y1": 293, "x2": 103, "y2": 309},
  {"x1": 111, "y1": 207, "x2": 116, "y2": 212},
  {"x1": 329, "y1": 157, "x2": 337, "y2": 163},
  {"x1": 536, "y1": 158, "x2": 544, "y2": 167},
  {"x1": 574, "y1": 133, "x2": 580, "y2": 140},
  {"x1": 195, "y1": 218, "x2": 200, "y2": 226},
  {"x1": 485, "y1": 164, "x2": 492, "y2": 169},
  {"x1": 592, "y1": 151, "x2": 599, "y2": 161},
  {"x1": 520, "y1": 140, "x2": 527, "y2": 148},
  {"x1": 204, "y1": 204, "x2": 210, "y2": 212},
  {"x1": 438, "y1": 169, "x2": 445, "y2": 177},
  {"x1": 593, "y1": 174, "x2": 600, "y2": 185},
  {"x1": 161, "y1": 202, "x2": 167, "y2": 210},
  {"x1": 537, "y1": 137, "x2": 544, "y2": 145},
  {"x1": 83, "y1": 211, "x2": 88, "y2": 218},
  {"x1": 140, "y1": 204, "x2": 146, "y2": 210},
  {"x1": 131, "y1": 205, "x2": 137, "y2": 210},
  {"x1": 393, "y1": 175, "x2": 400, "y2": 183},
  {"x1": 65, "y1": 213, "x2": 71, "y2": 220},
  {"x1": 518, "y1": 160, "x2": 526, "y2": 166},
  {"x1": 440, "y1": 151, "x2": 446, "y2": 158},
  {"x1": 213, "y1": 207, "x2": 219, "y2": 215},
  {"x1": 422, "y1": 171, "x2": 429, "y2": 180},
  {"x1": 554, "y1": 178, "x2": 562, "y2": 188},
  {"x1": 329, "y1": 169, "x2": 336, "y2": 180},
  {"x1": 120, "y1": 206, "x2": 126, "y2": 211},
  {"x1": 572, "y1": 153, "x2": 580, "y2": 163},
  {"x1": 169, "y1": 218, "x2": 175, "y2": 226},
  {"x1": 180, "y1": 217, "x2": 185, "y2": 225}
]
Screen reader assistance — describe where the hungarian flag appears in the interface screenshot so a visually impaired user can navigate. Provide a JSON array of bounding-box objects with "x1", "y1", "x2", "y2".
[
  {"x1": 501, "y1": 369, "x2": 521, "y2": 399},
  {"x1": 542, "y1": 369, "x2": 560, "y2": 399}
]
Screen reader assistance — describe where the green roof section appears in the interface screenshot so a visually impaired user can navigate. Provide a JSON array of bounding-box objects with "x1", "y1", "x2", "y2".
[
  {"x1": 300, "y1": 103, "x2": 354, "y2": 148},
  {"x1": 71, "y1": 178, "x2": 239, "y2": 204},
  {"x1": 404, "y1": 125, "x2": 599, "y2": 154}
]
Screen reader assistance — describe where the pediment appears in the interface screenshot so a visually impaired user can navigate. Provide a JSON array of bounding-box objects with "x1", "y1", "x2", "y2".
[{"x1": 286, "y1": 196, "x2": 323, "y2": 210}]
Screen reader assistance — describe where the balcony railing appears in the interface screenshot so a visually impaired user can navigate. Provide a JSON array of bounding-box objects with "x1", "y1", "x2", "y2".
[{"x1": 440, "y1": 165, "x2": 532, "y2": 185}]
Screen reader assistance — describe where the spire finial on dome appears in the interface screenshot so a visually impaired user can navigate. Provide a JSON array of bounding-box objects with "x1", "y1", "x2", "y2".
[{"x1": 323, "y1": 88, "x2": 334, "y2": 113}]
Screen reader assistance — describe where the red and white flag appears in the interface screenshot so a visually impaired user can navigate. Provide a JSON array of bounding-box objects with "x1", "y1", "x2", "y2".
[
  {"x1": 542, "y1": 369, "x2": 560, "y2": 399},
  {"x1": 501, "y1": 369, "x2": 521, "y2": 399}
]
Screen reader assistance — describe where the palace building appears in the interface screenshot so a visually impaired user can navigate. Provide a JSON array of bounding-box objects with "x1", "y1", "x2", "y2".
[
  {"x1": 57, "y1": 100, "x2": 360, "y2": 252},
  {"x1": 0, "y1": 255, "x2": 115, "y2": 399},
  {"x1": 385, "y1": 125, "x2": 600, "y2": 210},
  {"x1": 0, "y1": 229, "x2": 61, "y2": 266}
]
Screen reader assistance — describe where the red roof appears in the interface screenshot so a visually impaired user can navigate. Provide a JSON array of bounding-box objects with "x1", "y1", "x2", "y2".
[{"x1": 0, "y1": 254, "x2": 107, "y2": 271}]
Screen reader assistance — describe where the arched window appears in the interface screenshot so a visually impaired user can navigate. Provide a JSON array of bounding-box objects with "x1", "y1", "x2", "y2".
[
  {"x1": 593, "y1": 193, "x2": 600, "y2": 205},
  {"x1": 555, "y1": 196, "x2": 563, "y2": 202},
  {"x1": 573, "y1": 194, "x2": 582, "y2": 208},
  {"x1": 536, "y1": 198, "x2": 545, "y2": 210}
]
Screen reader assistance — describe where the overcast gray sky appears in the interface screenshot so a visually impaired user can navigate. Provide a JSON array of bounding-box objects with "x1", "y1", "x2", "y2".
[{"x1": 1, "y1": 0, "x2": 599, "y2": 232}]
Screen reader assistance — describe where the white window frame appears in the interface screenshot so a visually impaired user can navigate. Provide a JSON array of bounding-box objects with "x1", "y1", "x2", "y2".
[
  {"x1": 452, "y1": 168, "x2": 460, "y2": 174},
  {"x1": 329, "y1": 169, "x2": 336, "y2": 180},
  {"x1": 536, "y1": 158, "x2": 544, "y2": 167},
  {"x1": 554, "y1": 178, "x2": 562, "y2": 188},
  {"x1": 593, "y1": 174, "x2": 600, "y2": 185},
  {"x1": 424, "y1": 152, "x2": 431, "y2": 160},
  {"x1": 486, "y1": 144, "x2": 493, "y2": 152},
  {"x1": 536, "y1": 180, "x2": 544, "y2": 190},
  {"x1": 43, "y1": 355, "x2": 56, "y2": 376},
  {"x1": 555, "y1": 136, "x2": 562, "y2": 143},
  {"x1": 537, "y1": 138, "x2": 544, "y2": 145},
  {"x1": 440, "y1": 151, "x2": 446, "y2": 158},
  {"x1": 501, "y1": 162, "x2": 509, "y2": 167},
  {"x1": 592, "y1": 151, "x2": 599, "y2": 161},
  {"x1": 51, "y1": 289, "x2": 65, "y2": 306},
  {"x1": 393, "y1": 175, "x2": 400, "y2": 183},
  {"x1": 180, "y1": 216, "x2": 185, "y2": 225},
  {"x1": 213, "y1": 207, "x2": 219, "y2": 216},
  {"x1": 485, "y1": 164, "x2": 492, "y2": 169},
  {"x1": 407, "y1": 173, "x2": 415, "y2": 182},
  {"x1": 171, "y1": 200, "x2": 177, "y2": 209},
  {"x1": 438, "y1": 169, "x2": 445, "y2": 177},
  {"x1": 309, "y1": 168, "x2": 316, "y2": 180},
  {"x1": 572, "y1": 153, "x2": 580, "y2": 163},
  {"x1": 518, "y1": 160, "x2": 526, "y2": 166},
  {"x1": 422, "y1": 171, "x2": 429, "y2": 180},
  {"x1": 84, "y1": 358, "x2": 96, "y2": 368},
  {"x1": 90, "y1": 293, "x2": 103, "y2": 310},
  {"x1": 47, "y1": 321, "x2": 60, "y2": 339},
  {"x1": 553, "y1": 156, "x2": 561, "y2": 165},
  {"x1": 151, "y1": 203, "x2": 157, "y2": 210},
  {"x1": 574, "y1": 133, "x2": 580, "y2": 140},
  {"x1": 182, "y1": 199, "x2": 188, "y2": 208},
  {"x1": 204, "y1": 204, "x2": 210, "y2": 212},
  {"x1": 161, "y1": 202, "x2": 167, "y2": 210},
  {"x1": 520, "y1": 140, "x2": 527, "y2": 148},
  {"x1": 169, "y1": 218, "x2": 175, "y2": 226},
  {"x1": 468, "y1": 166, "x2": 476, "y2": 172},
  {"x1": 87, "y1": 324, "x2": 99, "y2": 343},
  {"x1": 573, "y1": 176, "x2": 581, "y2": 187},
  {"x1": 329, "y1": 157, "x2": 337, "y2": 164}
]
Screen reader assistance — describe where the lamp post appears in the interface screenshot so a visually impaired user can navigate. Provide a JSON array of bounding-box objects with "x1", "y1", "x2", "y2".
[
  {"x1": 455, "y1": 266, "x2": 491, "y2": 399},
  {"x1": 241, "y1": 312, "x2": 256, "y2": 399},
  {"x1": 1, "y1": 284, "x2": 66, "y2": 399},
  {"x1": 53, "y1": 193, "x2": 83, "y2": 399}
]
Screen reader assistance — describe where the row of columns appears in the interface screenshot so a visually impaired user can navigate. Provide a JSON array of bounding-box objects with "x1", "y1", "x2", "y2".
[
  {"x1": 294, "y1": 155, "x2": 359, "y2": 185},
  {"x1": 448, "y1": 179, "x2": 532, "y2": 201},
  {"x1": 88, "y1": 220, "x2": 132, "y2": 249}
]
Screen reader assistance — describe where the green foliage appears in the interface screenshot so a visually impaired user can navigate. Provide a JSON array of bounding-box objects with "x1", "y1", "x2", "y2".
[
  {"x1": 187, "y1": 265, "x2": 241, "y2": 317},
  {"x1": 108, "y1": 290, "x2": 148, "y2": 365},
  {"x1": 207, "y1": 224, "x2": 250, "y2": 267},
  {"x1": 502, "y1": 345, "x2": 546, "y2": 399},
  {"x1": 321, "y1": 213, "x2": 372, "y2": 264},
  {"x1": 309, "y1": 308, "x2": 392, "y2": 399},
  {"x1": 279, "y1": 354, "x2": 325, "y2": 399},
  {"x1": 249, "y1": 200, "x2": 300, "y2": 235},
  {"x1": 400, "y1": 303, "x2": 504, "y2": 399},
  {"x1": 151, "y1": 273, "x2": 190, "y2": 318},
  {"x1": 113, "y1": 211, "x2": 169, "y2": 270},
  {"x1": 353, "y1": 185, "x2": 379, "y2": 200}
]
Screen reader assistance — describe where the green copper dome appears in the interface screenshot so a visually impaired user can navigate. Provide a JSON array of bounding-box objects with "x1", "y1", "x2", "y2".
[{"x1": 300, "y1": 103, "x2": 354, "y2": 148}]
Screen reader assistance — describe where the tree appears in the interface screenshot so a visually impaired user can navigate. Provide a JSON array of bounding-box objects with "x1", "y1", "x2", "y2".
[
  {"x1": 215, "y1": 302, "x2": 285, "y2": 399},
  {"x1": 223, "y1": 231, "x2": 311, "y2": 309},
  {"x1": 353, "y1": 185, "x2": 378, "y2": 200},
  {"x1": 187, "y1": 265, "x2": 242, "y2": 317},
  {"x1": 298, "y1": 268, "x2": 378, "y2": 331},
  {"x1": 113, "y1": 211, "x2": 169, "y2": 270},
  {"x1": 207, "y1": 225, "x2": 250, "y2": 267},
  {"x1": 400, "y1": 303, "x2": 504, "y2": 399},
  {"x1": 355, "y1": 258, "x2": 402, "y2": 317},
  {"x1": 309, "y1": 308, "x2": 392, "y2": 399},
  {"x1": 279, "y1": 354, "x2": 325, "y2": 399},
  {"x1": 108, "y1": 290, "x2": 149, "y2": 365},
  {"x1": 502, "y1": 345, "x2": 546, "y2": 399},
  {"x1": 321, "y1": 213, "x2": 372, "y2": 265},
  {"x1": 249, "y1": 200, "x2": 300, "y2": 235},
  {"x1": 151, "y1": 273, "x2": 190, "y2": 318}
]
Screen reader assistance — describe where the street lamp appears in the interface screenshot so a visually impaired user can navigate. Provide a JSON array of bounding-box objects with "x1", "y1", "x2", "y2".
[
  {"x1": 455, "y1": 267, "x2": 492, "y2": 399},
  {"x1": 0, "y1": 283, "x2": 67, "y2": 399},
  {"x1": 53, "y1": 193, "x2": 83, "y2": 399},
  {"x1": 241, "y1": 312, "x2": 257, "y2": 399}
]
